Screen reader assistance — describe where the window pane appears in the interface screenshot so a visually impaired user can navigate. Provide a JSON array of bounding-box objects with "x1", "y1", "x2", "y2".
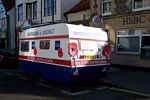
[
  {"x1": 44, "y1": 0, "x2": 48, "y2": 16},
  {"x1": 44, "y1": 0, "x2": 56, "y2": 16},
  {"x1": 18, "y1": 4, "x2": 23, "y2": 21},
  {"x1": 32, "y1": 41, "x2": 35, "y2": 49},
  {"x1": 44, "y1": 0, "x2": 51, "y2": 16},
  {"x1": 51, "y1": 0, "x2": 56, "y2": 15},
  {"x1": 33, "y1": 2, "x2": 37, "y2": 19},
  {"x1": 21, "y1": 41, "x2": 29, "y2": 52},
  {"x1": 54, "y1": 0, "x2": 56, "y2": 15},
  {"x1": 102, "y1": 0, "x2": 112, "y2": 14},
  {"x1": 134, "y1": 0, "x2": 143, "y2": 9},
  {"x1": 117, "y1": 37, "x2": 139, "y2": 52},
  {"x1": 141, "y1": 36, "x2": 150, "y2": 46},
  {"x1": 40, "y1": 40, "x2": 50, "y2": 49},
  {"x1": 103, "y1": 3, "x2": 107, "y2": 13},
  {"x1": 26, "y1": 3, "x2": 32, "y2": 20},
  {"x1": 55, "y1": 40, "x2": 60, "y2": 50}
]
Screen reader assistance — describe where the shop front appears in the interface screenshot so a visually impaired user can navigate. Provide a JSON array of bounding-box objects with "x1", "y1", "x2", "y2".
[{"x1": 111, "y1": 12, "x2": 150, "y2": 68}]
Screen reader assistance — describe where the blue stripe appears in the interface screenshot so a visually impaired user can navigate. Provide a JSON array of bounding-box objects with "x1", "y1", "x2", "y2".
[{"x1": 19, "y1": 60, "x2": 111, "y2": 83}]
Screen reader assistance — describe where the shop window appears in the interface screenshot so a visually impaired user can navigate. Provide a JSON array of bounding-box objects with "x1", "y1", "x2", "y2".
[
  {"x1": 117, "y1": 37, "x2": 140, "y2": 52},
  {"x1": 116, "y1": 30, "x2": 142, "y2": 53},
  {"x1": 102, "y1": 0, "x2": 112, "y2": 16},
  {"x1": 133, "y1": 0, "x2": 150, "y2": 11},
  {"x1": 55, "y1": 40, "x2": 60, "y2": 50},
  {"x1": 40, "y1": 40, "x2": 50, "y2": 49},
  {"x1": 21, "y1": 41, "x2": 29, "y2": 52}
]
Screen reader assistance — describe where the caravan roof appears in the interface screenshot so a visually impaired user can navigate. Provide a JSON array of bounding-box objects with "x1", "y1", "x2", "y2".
[{"x1": 20, "y1": 23, "x2": 108, "y2": 41}]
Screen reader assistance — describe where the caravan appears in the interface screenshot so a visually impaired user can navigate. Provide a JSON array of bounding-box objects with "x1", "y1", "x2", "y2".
[{"x1": 19, "y1": 23, "x2": 112, "y2": 83}]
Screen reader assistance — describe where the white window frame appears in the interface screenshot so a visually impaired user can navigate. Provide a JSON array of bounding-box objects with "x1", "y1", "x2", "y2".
[
  {"x1": 101, "y1": 0, "x2": 112, "y2": 16},
  {"x1": 132, "y1": 0, "x2": 150, "y2": 11}
]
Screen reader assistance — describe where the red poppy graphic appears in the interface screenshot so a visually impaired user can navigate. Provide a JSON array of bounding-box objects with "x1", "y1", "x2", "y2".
[
  {"x1": 102, "y1": 45, "x2": 112, "y2": 56},
  {"x1": 33, "y1": 48, "x2": 37, "y2": 55},
  {"x1": 68, "y1": 42, "x2": 78, "y2": 57},
  {"x1": 58, "y1": 48, "x2": 63, "y2": 58}
]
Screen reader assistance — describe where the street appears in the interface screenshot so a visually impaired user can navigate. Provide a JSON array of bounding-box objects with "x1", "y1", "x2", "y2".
[{"x1": 0, "y1": 67, "x2": 149, "y2": 100}]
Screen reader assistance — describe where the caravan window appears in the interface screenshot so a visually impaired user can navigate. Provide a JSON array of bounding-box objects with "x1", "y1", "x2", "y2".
[
  {"x1": 55, "y1": 40, "x2": 60, "y2": 50},
  {"x1": 32, "y1": 41, "x2": 35, "y2": 49},
  {"x1": 40, "y1": 40, "x2": 50, "y2": 49},
  {"x1": 21, "y1": 41, "x2": 29, "y2": 52}
]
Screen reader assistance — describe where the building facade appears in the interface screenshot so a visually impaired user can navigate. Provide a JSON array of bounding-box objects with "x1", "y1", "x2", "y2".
[
  {"x1": 90, "y1": 0, "x2": 150, "y2": 68},
  {"x1": 65, "y1": 0, "x2": 90, "y2": 26},
  {"x1": 16, "y1": 0, "x2": 59, "y2": 28},
  {"x1": 16, "y1": 0, "x2": 80, "y2": 29}
]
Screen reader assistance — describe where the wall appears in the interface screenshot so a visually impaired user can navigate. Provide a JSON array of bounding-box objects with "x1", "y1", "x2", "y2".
[{"x1": 67, "y1": 10, "x2": 90, "y2": 22}]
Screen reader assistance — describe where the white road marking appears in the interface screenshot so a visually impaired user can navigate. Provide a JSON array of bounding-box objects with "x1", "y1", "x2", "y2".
[
  {"x1": 61, "y1": 90, "x2": 92, "y2": 96},
  {"x1": 109, "y1": 87, "x2": 150, "y2": 98},
  {"x1": 95, "y1": 87, "x2": 109, "y2": 90},
  {"x1": 61, "y1": 87, "x2": 107, "y2": 96},
  {"x1": 38, "y1": 82, "x2": 52, "y2": 89}
]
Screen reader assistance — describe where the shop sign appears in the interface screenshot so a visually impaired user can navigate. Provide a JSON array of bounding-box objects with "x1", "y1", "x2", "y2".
[
  {"x1": 92, "y1": 16, "x2": 102, "y2": 25},
  {"x1": 122, "y1": 15, "x2": 146, "y2": 25},
  {"x1": 146, "y1": 16, "x2": 150, "y2": 23}
]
